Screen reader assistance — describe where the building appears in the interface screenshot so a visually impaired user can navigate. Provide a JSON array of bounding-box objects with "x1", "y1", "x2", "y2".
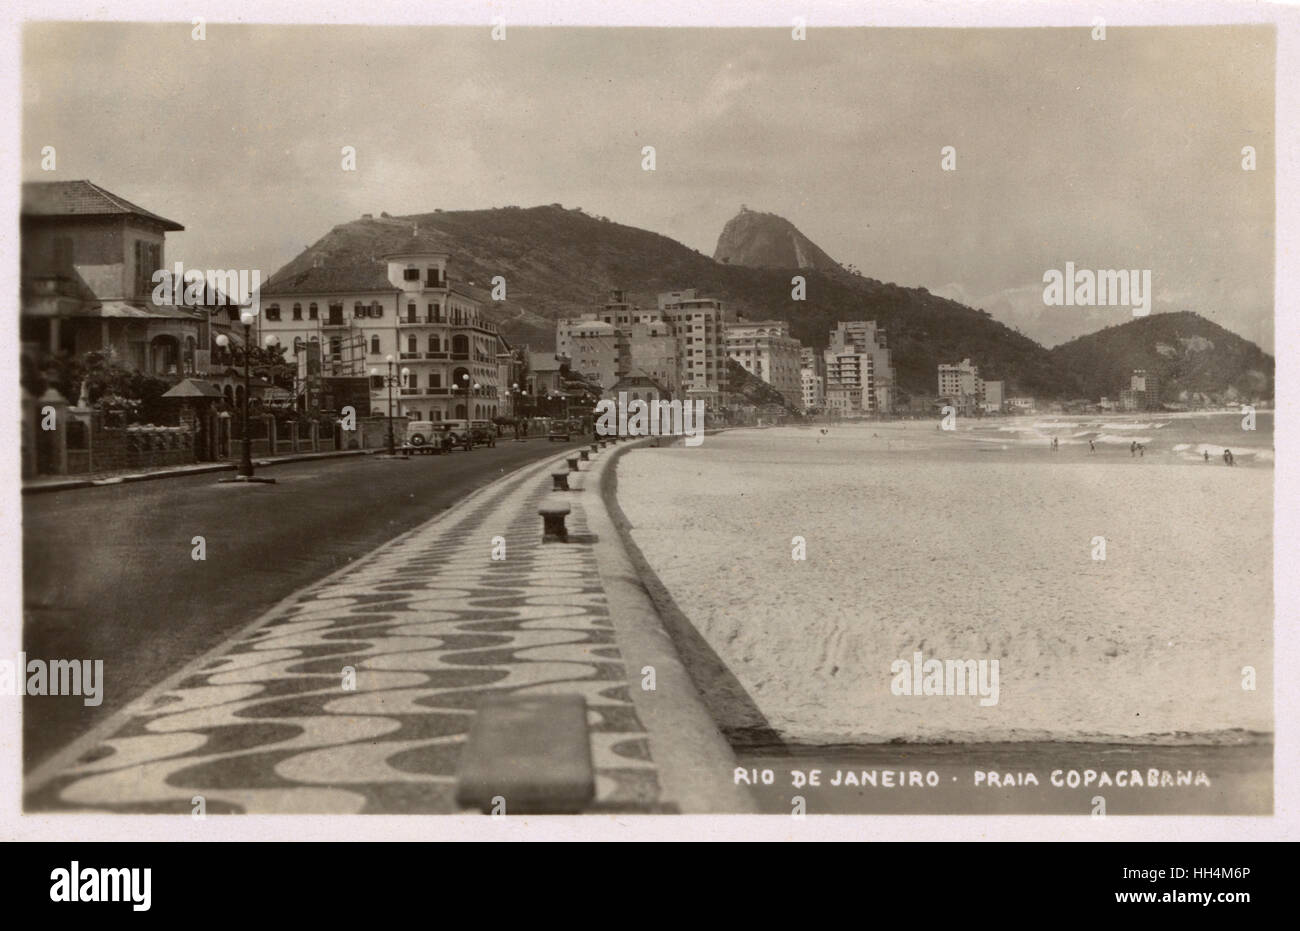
[
  {"x1": 656, "y1": 289, "x2": 728, "y2": 404},
  {"x1": 1007, "y1": 397, "x2": 1035, "y2": 413},
  {"x1": 982, "y1": 379, "x2": 1005, "y2": 414},
  {"x1": 556, "y1": 317, "x2": 620, "y2": 390},
  {"x1": 585, "y1": 288, "x2": 728, "y2": 406},
  {"x1": 1121, "y1": 369, "x2": 1162, "y2": 411},
  {"x1": 938, "y1": 358, "x2": 985, "y2": 416},
  {"x1": 602, "y1": 374, "x2": 669, "y2": 405},
  {"x1": 823, "y1": 320, "x2": 895, "y2": 415},
  {"x1": 801, "y1": 368, "x2": 825, "y2": 411},
  {"x1": 259, "y1": 226, "x2": 503, "y2": 422},
  {"x1": 725, "y1": 319, "x2": 803, "y2": 409},
  {"x1": 20, "y1": 180, "x2": 237, "y2": 378}
]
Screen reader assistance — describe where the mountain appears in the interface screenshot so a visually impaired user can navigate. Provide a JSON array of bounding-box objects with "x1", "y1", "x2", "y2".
[
  {"x1": 1049, "y1": 311, "x2": 1274, "y2": 403},
  {"x1": 264, "y1": 204, "x2": 1069, "y2": 400},
  {"x1": 712, "y1": 206, "x2": 842, "y2": 272}
]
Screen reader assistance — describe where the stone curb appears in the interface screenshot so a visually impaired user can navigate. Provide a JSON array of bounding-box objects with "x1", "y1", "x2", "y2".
[
  {"x1": 584, "y1": 439, "x2": 757, "y2": 813},
  {"x1": 21, "y1": 449, "x2": 375, "y2": 495}
]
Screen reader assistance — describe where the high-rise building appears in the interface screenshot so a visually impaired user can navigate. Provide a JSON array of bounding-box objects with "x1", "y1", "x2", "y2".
[
  {"x1": 725, "y1": 319, "x2": 803, "y2": 409},
  {"x1": 801, "y1": 368, "x2": 825, "y2": 410},
  {"x1": 657, "y1": 289, "x2": 728, "y2": 403},
  {"x1": 937, "y1": 358, "x2": 984, "y2": 415},
  {"x1": 823, "y1": 320, "x2": 894, "y2": 414}
]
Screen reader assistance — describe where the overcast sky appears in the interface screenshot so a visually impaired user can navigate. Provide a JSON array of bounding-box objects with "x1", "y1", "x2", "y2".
[{"x1": 22, "y1": 23, "x2": 1275, "y2": 350}]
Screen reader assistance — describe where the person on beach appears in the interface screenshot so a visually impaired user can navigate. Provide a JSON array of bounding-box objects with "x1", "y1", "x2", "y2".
[
  {"x1": 1204, "y1": 450, "x2": 1210, "y2": 462},
  {"x1": 1139, "y1": 444, "x2": 1145, "y2": 458},
  {"x1": 1223, "y1": 448, "x2": 1232, "y2": 466},
  {"x1": 1089, "y1": 439, "x2": 1096, "y2": 453},
  {"x1": 1130, "y1": 441, "x2": 1137, "y2": 457}
]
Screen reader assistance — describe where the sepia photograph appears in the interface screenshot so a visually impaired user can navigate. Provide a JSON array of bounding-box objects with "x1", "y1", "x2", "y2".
[{"x1": 4, "y1": 1, "x2": 1292, "y2": 855}]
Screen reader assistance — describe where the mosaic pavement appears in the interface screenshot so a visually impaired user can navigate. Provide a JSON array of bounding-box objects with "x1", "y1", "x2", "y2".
[{"x1": 26, "y1": 451, "x2": 666, "y2": 813}]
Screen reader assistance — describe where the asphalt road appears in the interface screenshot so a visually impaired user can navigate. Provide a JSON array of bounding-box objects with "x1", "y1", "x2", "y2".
[{"x1": 22, "y1": 437, "x2": 590, "y2": 770}]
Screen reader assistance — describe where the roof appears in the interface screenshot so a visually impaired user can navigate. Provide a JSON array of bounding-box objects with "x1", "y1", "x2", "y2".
[
  {"x1": 381, "y1": 228, "x2": 451, "y2": 259},
  {"x1": 162, "y1": 378, "x2": 224, "y2": 399},
  {"x1": 21, "y1": 180, "x2": 184, "y2": 231}
]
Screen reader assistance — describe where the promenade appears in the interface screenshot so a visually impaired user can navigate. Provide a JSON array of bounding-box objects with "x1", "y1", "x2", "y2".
[{"x1": 25, "y1": 440, "x2": 750, "y2": 814}]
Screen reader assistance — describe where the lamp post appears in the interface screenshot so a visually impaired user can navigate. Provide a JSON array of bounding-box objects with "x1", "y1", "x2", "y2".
[
  {"x1": 216, "y1": 311, "x2": 275, "y2": 483},
  {"x1": 370, "y1": 355, "x2": 409, "y2": 457}
]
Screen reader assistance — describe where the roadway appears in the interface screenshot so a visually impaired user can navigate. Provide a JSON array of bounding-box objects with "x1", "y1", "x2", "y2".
[{"x1": 22, "y1": 436, "x2": 590, "y2": 769}]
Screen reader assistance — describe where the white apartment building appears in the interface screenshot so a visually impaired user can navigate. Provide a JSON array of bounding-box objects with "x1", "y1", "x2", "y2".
[
  {"x1": 259, "y1": 232, "x2": 502, "y2": 422},
  {"x1": 801, "y1": 368, "x2": 825, "y2": 410},
  {"x1": 726, "y1": 319, "x2": 803, "y2": 409},
  {"x1": 556, "y1": 317, "x2": 620, "y2": 390},
  {"x1": 657, "y1": 289, "x2": 728, "y2": 403},
  {"x1": 938, "y1": 358, "x2": 984, "y2": 414},
  {"x1": 588, "y1": 288, "x2": 727, "y2": 404},
  {"x1": 823, "y1": 320, "x2": 895, "y2": 415}
]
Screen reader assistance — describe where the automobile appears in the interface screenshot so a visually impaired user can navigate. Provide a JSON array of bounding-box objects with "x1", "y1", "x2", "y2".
[
  {"x1": 469, "y1": 420, "x2": 497, "y2": 448},
  {"x1": 404, "y1": 421, "x2": 452, "y2": 454},
  {"x1": 436, "y1": 419, "x2": 473, "y2": 451},
  {"x1": 547, "y1": 421, "x2": 571, "y2": 441}
]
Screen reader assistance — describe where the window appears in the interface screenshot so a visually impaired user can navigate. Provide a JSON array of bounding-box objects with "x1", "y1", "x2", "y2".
[
  {"x1": 431, "y1": 373, "x2": 441, "y2": 388},
  {"x1": 408, "y1": 372, "x2": 419, "y2": 389},
  {"x1": 309, "y1": 303, "x2": 319, "y2": 320},
  {"x1": 266, "y1": 305, "x2": 281, "y2": 321},
  {"x1": 370, "y1": 302, "x2": 383, "y2": 318},
  {"x1": 410, "y1": 411, "x2": 421, "y2": 421},
  {"x1": 404, "y1": 266, "x2": 420, "y2": 281},
  {"x1": 370, "y1": 336, "x2": 380, "y2": 354},
  {"x1": 407, "y1": 336, "x2": 417, "y2": 353},
  {"x1": 428, "y1": 335, "x2": 438, "y2": 352},
  {"x1": 430, "y1": 302, "x2": 442, "y2": 321},
  {"x1": 354, "y1": 302, "x2": 364, "y2": 317},
  {"x1": 371, "y1": 375, "x2": 384, "y2": 390},
  {"x1": 133, "y1": 240, "x2": 162, "y2": 298},
  {"x1": 293, "y1": 303, "x2": 303, "y2": 320}
]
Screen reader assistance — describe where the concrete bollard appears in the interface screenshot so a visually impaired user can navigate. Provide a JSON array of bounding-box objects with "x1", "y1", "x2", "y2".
[
  {"x1": 539, "y1": 497, "x2": 572, "y2": 543},
  {"x1": 454, "y1": 694, "x2": 594, "y2": 814},
  {"x1": 551, "y1": 471, "x2": 570, "y2": 491},
  {"x1": 590, "y1": 442, "x2": 599, "y2": 454},
  {"x1": 566, "y1": 456, "x2": 579, "y2": 472},
  {"x1": 579, "y1": 449, "x2": 589, "y2": 461}
]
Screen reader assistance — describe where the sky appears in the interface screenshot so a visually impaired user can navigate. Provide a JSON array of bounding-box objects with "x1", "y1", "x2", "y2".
[{"x1": 22, "y1": 22, "x2": 1275, "y2": 350}]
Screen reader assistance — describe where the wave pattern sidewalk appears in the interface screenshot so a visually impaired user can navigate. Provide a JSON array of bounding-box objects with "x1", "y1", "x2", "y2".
[{"x1": 26, "y1": 454, "x2": 663, "y2": 813}]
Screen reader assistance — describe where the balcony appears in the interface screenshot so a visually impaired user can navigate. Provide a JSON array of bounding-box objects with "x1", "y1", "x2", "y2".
[
  {"x1": 399, "y1": 352, "x2": 422, "y2": 360},
  {"x1": 425, "y1": 351, "x2": 448, "y2": 360}
]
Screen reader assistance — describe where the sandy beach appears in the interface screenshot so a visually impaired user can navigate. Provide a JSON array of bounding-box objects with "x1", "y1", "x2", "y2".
[{"x1": 615, "y1": 421, "x2": 1272, "y2": 745}]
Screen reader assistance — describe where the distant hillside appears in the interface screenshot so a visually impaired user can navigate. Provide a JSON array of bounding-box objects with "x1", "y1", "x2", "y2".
[
  {"x1": 1049, "y1": 311, "x2": 1274, "y2": 403},
  {"x1": 264, "y1": 204, "x2": 1067, "y2": 400},
  {"x1": 712, "y1": 206, "x2": 842, "y2": 272}
]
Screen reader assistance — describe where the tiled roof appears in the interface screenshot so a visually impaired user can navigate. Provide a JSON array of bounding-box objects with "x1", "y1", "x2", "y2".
[{"x1": 21, "y1": 180, "x2": 185, "y2": 231}]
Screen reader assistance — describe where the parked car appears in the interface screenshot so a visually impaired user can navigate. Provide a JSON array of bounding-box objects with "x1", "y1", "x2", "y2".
[
  {"x1": 405, "y1": 421, "x2": 451, "y2": 454},
  {"x1": 436, "y1": 419, "x2": 473, "y2": 451},
  {"x1": 469, "y1": 420, "x2": 497, "y2": 448}
]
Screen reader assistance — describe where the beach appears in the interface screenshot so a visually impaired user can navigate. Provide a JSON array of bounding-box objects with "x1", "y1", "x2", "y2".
[{"x1": 615, "y1": 419, "x2": 1272, "y2": 745}]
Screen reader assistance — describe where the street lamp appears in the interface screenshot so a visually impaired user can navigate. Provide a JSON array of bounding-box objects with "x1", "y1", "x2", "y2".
[
  {"x1": 370, "y1": 355, "x2": 408, "y2": 457},
  {"x1": 216, "y1": 311, "x2": 275, "y2": 483}
]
